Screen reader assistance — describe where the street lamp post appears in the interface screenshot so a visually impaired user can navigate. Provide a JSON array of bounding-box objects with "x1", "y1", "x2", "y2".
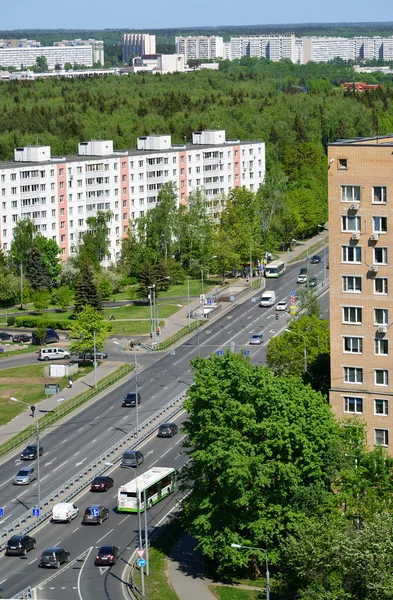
[
  {"x1": 231, "y1": 544, "x2": 270, "y2": 600},
  {"x1": 93, "y1": 331, "x2": 97, "y2": 389},
  {"x1": 113, "y1": 341, "x2": 139, "y2": 436},
  {"x1": 285, "y1": 328, "x2": 307, "y2": 373},
  {"x1": 130, "y1": 466, "x2": 145, "y2": 595}
]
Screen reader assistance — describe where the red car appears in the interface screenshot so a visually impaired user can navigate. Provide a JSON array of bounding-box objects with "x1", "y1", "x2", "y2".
[
  {"x1": 13, "y1": 333, "x2": 31, "y2": 343},
  {"x1": 90, "y1": 476, "x2": 114, "y2": 492},
  {"x1": 95, "y1": 545, "x2": 119, "y2": 566}
]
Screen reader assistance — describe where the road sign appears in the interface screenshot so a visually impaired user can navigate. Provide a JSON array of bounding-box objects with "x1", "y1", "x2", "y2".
[
  {"x1": 136, "y1": 549, "x2": 145, "y2": 558},
  {"x1": 207, "y1": 299, "x2": 212, "y2": 306},
  {"x1": 290, "y1": 296, "x2": 295, "y2": 305},
  {"x1": 243, "y1": 350, "x2": 250, "y2": 356},
  {"x1": 290, "y1": 291, "x2": 295, "y2": 297},
  {"x1": 217, "y1": 350, "x2": 223, "y2": 356},
  {"x1": 0, "y1": 508, "x2": 4, "y2": 517},
  {"x1": 32, "y1": 508, "x2": 40, "y2": 517},
  {"x1": 289, "y1": 306, "x2": 297, "y2": 315},
  {"x1": 137, "y1": 558, "x2": 146, "y2": 568},
  {"x1": 91, "y1": 507, "x2": 99, "y2": 517}
]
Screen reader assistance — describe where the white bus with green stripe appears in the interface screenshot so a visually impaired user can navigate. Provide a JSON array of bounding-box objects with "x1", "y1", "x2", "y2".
[{"x1": 117, "y1": 467, "x2": 175, "y2": 513}]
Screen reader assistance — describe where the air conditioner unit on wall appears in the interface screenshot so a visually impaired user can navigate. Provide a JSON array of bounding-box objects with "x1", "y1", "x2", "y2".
[
  {"x1": 370, "y1": 233, "x2": 379, "y2": 241},
  {"x1": 349, "y1": 203, "x2": 358, "y2": 210},
  {"x1": 377, "y1": 325, "x2": 388, "y2": 334},
  {"x1": 369, "y1": 264, "x2": 379, "y2": 273},
  {"x1": 351, "y1": 232, "x2": 360, "y2": 240}
]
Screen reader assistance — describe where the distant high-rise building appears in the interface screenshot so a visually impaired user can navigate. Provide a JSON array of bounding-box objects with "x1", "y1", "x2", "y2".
[
  {"x1": 123, "y1": 34, "x2": 156, "y2": 62},
  {"x1": 175, "y1": 36, "x2": 224, "y2": 62},
  {"x1": 53, "y1": 39, "x2": 104, "y2": 65},
  {"x1": 230, "y1": 35, "x2": 296, "y2": 62}
]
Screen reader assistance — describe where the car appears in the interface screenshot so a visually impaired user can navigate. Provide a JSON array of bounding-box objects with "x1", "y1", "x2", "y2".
[
  {"x1": 13, "y1": 467, "x2": 36, "y2": 485},
  {"x1": 276, "y1": 300, "x2": 288, "y2": 311},
  {"x1": 78, "y1": 351, "x2": 108, "y2": 360},
  {"x1": 52, "y1": 502, "x2": 79, "y2": 523},
  {"x1": 20, "y1": 444, "x2": 43, "y2": 461},
  {"x1": 12, "y1": 333, "x2": 31, "y2": 343},
  {"x1": 310, "y1": 255, "x2": 321, "y2": 264},
  {"x1": 308, "y1": 277, "x2": 318, "y2": 288},
  {"x1": 122, "y1": 392, "x2": 141, "y2": 407},
  {"x1": 299, "y1": 267, "x2": 307, "y2": 275},
  {"x1": 157, "y1": 422, "x2": 178, "y2": 438},
  {"x1": 95, "y1": 545, "x2": 120, "y2": 566},
  {"x1": 0, "y1": 332, "x2": 13, "y2": 341},
  {"x1": 121, "y1": 450, "x2": 144, "y2": 468},
  {"x1": 38, "y1": 347, "x2": 70, "y2": 361},
  {"x1": 90, "y1": 476, "x2": 114, "y2": 492},
  {"x1": 32, "y1": 328, "x2": 59, "y2": 345},
  {"x1": 39, "y1": 548, "x2": 70, "y2": 568},
  {"x1": 82, "y1": 505, "x2": 110, "y2": 525},
  {"x1": 297, "y1": 274, "x2": 307, "y2": 284},
  {"x1": 249, "y1": 333, "x2": 263, "y2": 345},
  {"x1": 5, "y1": 534, "x2": 36, "y2": 556}
]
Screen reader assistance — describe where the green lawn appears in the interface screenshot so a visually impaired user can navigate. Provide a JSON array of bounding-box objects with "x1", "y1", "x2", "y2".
[
  {"x1": 109, "y1": 320, "x2": 152, "y2": 335},
  {"x1": 209, "y1": 587, "x2": 264, "y2": 600},
  {"x1": 103, "y1": 303, "x2": 181, "y2": 320},
  {"x1": 158, "y1": 278, "x2": 222, "y2": 298},
  {"x1": 0, "y1": 346, "x2": 39, "y2": 359}
]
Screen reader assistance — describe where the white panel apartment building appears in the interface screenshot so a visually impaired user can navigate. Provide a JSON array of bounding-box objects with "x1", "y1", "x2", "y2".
[
  {"x1": 123, "y1": 34, "x2": 156, "y2": 62},
  {"x1": 175, "y1": 36, "x2": 224, "y2": 61},
  {"x1": 0, "y1": 45, "x2": 94, "y2": 69},
  {"x1": 0, "y1": 131, "x2": 265, "y2": 264},
  {"x1": 230, "y1": 35, "x2": 296, "y2": 62}
]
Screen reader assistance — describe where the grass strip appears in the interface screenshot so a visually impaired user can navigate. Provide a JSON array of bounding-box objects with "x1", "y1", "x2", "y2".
[{"x1": 0, "y1": 346, "x2": 39, "y2": 359}]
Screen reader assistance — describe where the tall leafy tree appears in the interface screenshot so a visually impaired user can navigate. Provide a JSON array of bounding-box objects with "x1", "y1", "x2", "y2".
[
  {"x1": 10, "y1": 218, "x2": 36, "y2": 271},
  {"x1": 26, "y1": 246, "x2": 52, "y2": 291},
  {"x1": 34, "y1": 236, "x2": 61, "y2": 283},
  {"x1": 69, "y1": 305, "x2": 110, "y2": 355},
  {"x1": 74, "y1": 261, "x2": 102, "y2": 313},
  {"x1": 79, "y1": 210, "x2": 113, "y2": 268}
]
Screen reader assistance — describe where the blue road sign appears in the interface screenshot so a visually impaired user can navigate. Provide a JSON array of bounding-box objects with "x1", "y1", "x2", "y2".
[
  {"x1": 137, "y1": 558, "x2": 146, "y2": 568},
  {"x1": 243, "y1": 350, "x2": 250, "y2": 356},
  {"x1": 207, "y1": 299, "x2": 212, "y2": 305},
  {"x1": 290, "y1": 291, "x2": 295, "y2": 297},
  {"x1": 32, "y1": 508, "x2": 40, "y2": 517},
  {"x1": 91, "y1": 507, "x2": 99, "y2": 517},
  {"x1": 0, "y1": 508, "x2": 4, "y2": 517},
  {"x1": 217, "y1": 350, "x2": 223, "y2": 356}
]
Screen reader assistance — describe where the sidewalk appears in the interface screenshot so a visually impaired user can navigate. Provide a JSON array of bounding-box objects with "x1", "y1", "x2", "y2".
[{"x1": 0, "y1": 360, "x2": 122, "y2": 448}]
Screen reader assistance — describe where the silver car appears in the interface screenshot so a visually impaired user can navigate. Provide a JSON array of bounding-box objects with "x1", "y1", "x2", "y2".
[
  {"x1": 249, "y1": 333, "x2": 263, "y2": 345},
  {"x1": 13, "y1": 467, "x2": 36, "y2": 485}
]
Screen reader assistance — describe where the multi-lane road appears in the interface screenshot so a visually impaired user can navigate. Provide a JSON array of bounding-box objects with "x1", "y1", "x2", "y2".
[{"x1": 0, "y1": 251, "x2": 329, "y2": 598}]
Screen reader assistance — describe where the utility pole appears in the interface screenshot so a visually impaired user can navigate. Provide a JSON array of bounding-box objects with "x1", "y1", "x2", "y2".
[
  {"x1": 136, "y1": 475, "x2": 144, "y2": 595},
  {"x1": 250, "y1": 246, "x2": 253, "y2": 288},
  {"x1": 143, "y1": 489, "x2": 149, "y2": 576},
  {"x1": 93, "y1": 331, "x2": 97, "y2": 389},
  {"x1": 36, "y1": 419, "x2": 41, "y2": 511},
  {"x1": 20, "y1": 263, "x2": 23, "y2": 310},
  {"x1": 187, "y1": 278, "x2": 191, "y2": 329},
  {"x1": 134, "y1": 350, "x2": 139, "y2": 437},
  {"x1": 148, "y1": 286, "x2": 153, "y2": 343}
]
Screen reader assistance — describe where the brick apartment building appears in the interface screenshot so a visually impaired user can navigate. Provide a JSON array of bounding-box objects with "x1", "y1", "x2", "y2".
[{"x1": 328, "y1": 135, "x2": 393, "y2": 452}]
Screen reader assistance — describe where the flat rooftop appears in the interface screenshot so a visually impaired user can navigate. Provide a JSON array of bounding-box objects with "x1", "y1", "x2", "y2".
[{"x1": 329, "y1": 135, "x2": 393, "y2": 147}]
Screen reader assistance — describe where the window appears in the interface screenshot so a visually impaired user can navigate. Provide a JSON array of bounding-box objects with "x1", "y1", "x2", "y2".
[
  {"x1": 344, "y1": 367, "x2": 363, "y2": 384},
  {"x1": 342, "y1": 215, "x2": 360, "y2": 232},
  {"x1": 375, "y1": 399, "x2": 388, "y2": 416},
  {"x1": 344, "y1": 396, "x2": 363, "y2": 414},
  {"x1": 375, "y1": 369, "x2": 388, "y2": 386},
  {"x1": 374, "y1": 308, "x2": 388, "y2": 325},
  {"x1": 59, "y1": 168, "x2": 64, "y2": 176},
  {"x1": 374, "y1": 278, "x2": 388, "y2": 294},
  {"x1": 341, "y1": 185, "x2": 360, "y2": 202},
  {"x1": 373, "y1": 186, "x2": 387, "y2": 204},
  {"x1": 343, "y1": 307, "x2": 362, "y2": 324},
  {"x1": 343, "y1": 337, "x2": 363, "y2": 353},
  {"x1": 342, "y1": 276, "x2": 362, "y2": 293},
  {"x1": 374, "y1": 247, "x2": 388, "y2": 264},
  {"x1": 373, "y1": 216, "x2": 387, "y2": 233},
  {"x1": 375, "y1": 429, "x2": 388, "y2": 447},
  {"x1": 338, "y1": 158, "x2": 347, "y2": 169},
  {"x1": 375, "y1": 338, "x2": 388, "y2": 355}
]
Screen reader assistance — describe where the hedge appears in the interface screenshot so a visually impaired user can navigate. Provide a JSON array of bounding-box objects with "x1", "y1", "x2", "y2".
[{"x1": 15, "y1": 316, "x2": 73, "y2": 330}]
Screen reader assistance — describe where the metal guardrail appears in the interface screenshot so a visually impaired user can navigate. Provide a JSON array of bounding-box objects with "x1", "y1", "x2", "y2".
[
  {"x1": 0, "y1": 389, "x2": 187, "y2": 549},
  {"x1": 10, "y1": 587, "x2": 33, "y2": 599},
  {"x1": 0, "y1": 364, "x2": 133, "y2": 461}
]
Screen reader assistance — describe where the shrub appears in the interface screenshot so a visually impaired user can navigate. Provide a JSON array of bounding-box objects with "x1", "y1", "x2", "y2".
[
  {"x1": 7, "y1": 316, "x2": 16, "y2": 326},
  {"x1": 15, "y1": 316, "x2": 72, "y2": 330}
]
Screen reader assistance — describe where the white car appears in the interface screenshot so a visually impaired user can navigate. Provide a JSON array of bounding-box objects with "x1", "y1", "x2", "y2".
[
  {"x1": 52, "y1": 502, "x2": 79, "y2": 523},
  {"x1": 276, "y1": 300, "x2": 288, "y2": 311},
  {"x1": 297, "y1": 274, "x2": 307, "y2": 284}
]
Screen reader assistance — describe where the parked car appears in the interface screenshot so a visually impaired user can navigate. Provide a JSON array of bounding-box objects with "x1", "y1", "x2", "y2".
[
  {"x1": 95, "y1": 545, "x2": 120, "y2": 566},
  {"x1": 310, "y1": 255, "x2": 321, "y2": 264},
  {"x1": 38, "y1": 347, "x2": 70, "y2": 361},
  {"x1": 13, "y1": 467, "x2": 36, "y2": 485},
  {"x1": 249, "y1": 333, "x2": 263, "y2": 345},
  {"x1": 32, "y1": 328, "x2": 59, "y2": 345},
  {"x1": 20, "y1": 444, "x2": 43, "y2": 461},
  {"x1": 78, "y1": 352, "x2": 108, "y2": 360},
  {"x1": 0, "y1": 332, "x2": 13, "y2": 341},
  {"x1": 12, "y1": 333, "x2": 31, "y2": 343},
  {"x1": 276, "y1": 300, "x2": 288, "y2": 311},
  {"x1": 82, "y1": 505, "x2": 110, "y2": 525},
  {"x1": 308, "y1": 277, "x2": 318, "y2": 288},
  {"x1": 90, "y1": 476, "x2": 114, "y2": 492},
  {"x1": 157, "y1": 422, "x2": 178, "y2": 438},
  {"x1": 5, "y1": 534, "x2": 36, "y2": 556},
  {"x1": 52, "y1": 502, "x2": 79, "y2": 523},
  {"x1": 39, "y1": 548, "x2": 70, "y2": 568},
  {"x1": 121, "y1": 450, "x2": 144, "y2": 468},
  {"x1": 122, "y1": 392, "x2": 141, "y2": 407},
  {"x1": 297, "y1": 274, "x2": 307, "y2": 284}
]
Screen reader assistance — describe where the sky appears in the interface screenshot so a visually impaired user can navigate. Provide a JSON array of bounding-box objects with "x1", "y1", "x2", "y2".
[{"x1": 2, "y1": 0, "x2": 393, "y2": 30}]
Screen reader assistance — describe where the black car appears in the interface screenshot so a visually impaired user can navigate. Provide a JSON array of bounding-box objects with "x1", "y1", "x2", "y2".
[
  {"x1": 95, "y1": 545, "x2": 120, "y2": 566},
  {"x1": 157, "y1": 422, "x2": 179, "y2": 438},
  {"x1": 20, "y1": 444, "x2": 43, "y2": 461},
  {"x1": 0, "y1": 332, "x2": 13, "y2": 341},
  {"x1": 310, "y1": 255, "x2": 321, "y2": 264},
  {"x1": 78, "y1": 352, "x2": 108, "y2": 360},
  {"x1": 82, "y1": 505, "x2": 110, "y2": 525},
  {"x1": 13, "y1": 333, "x2": 31, "y2": 343},
  {"x1": 90, "y1": 476, "x2": 114, "y2": 492},
  {"x1": 308, "y1": 277, "x2": 318, "y2": 288},
  {"x1": 121, "y1": 450, "x2": 144, "y2": 468},
  {"x1": 39, "y1": 548, "x2": 70, "y2": 568},
  {"x1": 32, "y1": 328, "x2": 59, "y2": 345},
  {"x1": 122, "y1": 392, "x2": 141, "y2": 407},
  {"x1": 5, "y1": 535, "x2": 36, "y2": 556}
]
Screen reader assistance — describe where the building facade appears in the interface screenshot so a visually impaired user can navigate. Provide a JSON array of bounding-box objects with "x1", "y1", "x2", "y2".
[
  {"x1": 53, "y1": 39, "x2": 104, "y2": 65},
  {"x1": 328, "y1": 136, "x2": 393, "y2": 453},
  {"x1": 0, "y1": 131, "x2": 265, "y2": 265},
  {"x1": 0, "y1": 44, "x2": 95, "y2": 69},
  {"x1": 230, "y1": 35, "x2": 296, "y2": 62},
  {"x1": 175, "y1": 36, "x2": 224, "y2": 62},
  {"x1": 123, "y1": 34, "x2": 156, "y2": 62}
]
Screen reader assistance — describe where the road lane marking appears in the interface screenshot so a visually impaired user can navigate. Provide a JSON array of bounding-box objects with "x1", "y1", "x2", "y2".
[
  {"x1": 150, "y1": 459, "x2": 159, "y2": 467},
  {"x1": 96, "y1": 528, "x2": 114, "y2": 544},
  {"x1": 151, "y1": 395, "x2": 156, "y2": 399},
  {"x1": 94, "y1": 416, "x2": 100, "y2": 419},
  {"x1": 41, "y1": 474, "x2": 50, "y2": 482},
  {"x1": 53, "y1": 460, "x2": 68, "y2": 473},
  {"x1": 29, "y1": 558, "x2": 38, "y2": 564},
  {"x1": 91, "y1": 439, "x2": 97, "y2": 444},
  {"x1": 72, "y1": 527, "x2": 79, "y2": 533},
  {"x1": 175, "y1": 435, "x2": 186, "y2": 446},
  {"x1": 15, "y1": 490, "x2": 28, "y2": 499},
  {"x1": 61, "y1": 439, "x2": 68, "y2": 444},
  {"x1": 74, "y1": 452, "x2": 80, "y2": 456},
  {"x1": 174, "y1": 454, "x2": 181, "y2": 460},
  {"x1": 160, "y1": 448, "x2": 172, "y2": 458},
  {"x1": 35, "y1": 547, "x2": 92, "y2": 593},
  {"x1": 0, "y1": 579, "x2": 6, "y2": 584},
  {"x1": 118, "y1": 515, "x2": 129, "y2": 525},
  {"x1": 78, "y1": 427, "x2": 84, "y2": 431}
]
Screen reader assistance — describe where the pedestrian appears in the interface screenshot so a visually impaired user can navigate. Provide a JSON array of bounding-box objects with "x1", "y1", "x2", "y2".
[
  {"x1": 149, "y1": 331, "x2": 153, "y2": 341},
  {"x1": 30, "y1": 405, "x2": 36, "y2": 417},
  {"x1": 156, "y1": 327, "x2": 160, "y2": 337},
  {"x1": 130, "y1": 340, "x2": 134, "y2": 350},
  {"x1": 68, "y1": 376, "x2": 73, "y2": 388}
]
